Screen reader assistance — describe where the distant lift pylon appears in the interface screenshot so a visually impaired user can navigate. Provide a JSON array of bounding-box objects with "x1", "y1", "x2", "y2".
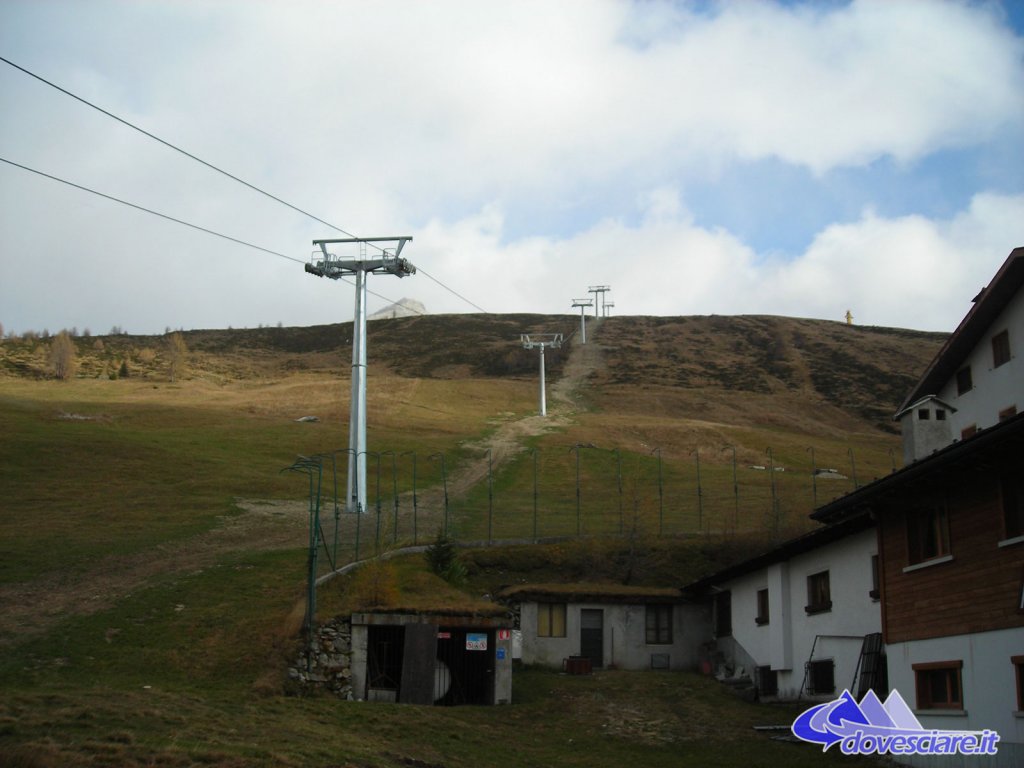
[
  {"x1": 521, "y1": 333, "x2": 563, "y2": 417},
  {"x1": 305, "y1": 236, "x2": 415, "y2": 515}
]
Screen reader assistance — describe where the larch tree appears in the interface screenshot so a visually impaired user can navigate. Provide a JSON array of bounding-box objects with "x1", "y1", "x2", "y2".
[
  {"x1": 49, "y1": 331, "x2": 77, "y2": 380},
  {"x1": 167, "y1": 332, "x2": 188, "y2": 382}
]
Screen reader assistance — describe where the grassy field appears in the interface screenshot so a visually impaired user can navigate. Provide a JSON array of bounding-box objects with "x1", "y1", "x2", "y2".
[{"x1": 0, "y1": 314, "x2": 943, "y2": 765}]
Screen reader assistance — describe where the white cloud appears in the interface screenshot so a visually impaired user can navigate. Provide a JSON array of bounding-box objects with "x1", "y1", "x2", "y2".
[
  {"x1": 108, "y1": 0, "x2": 1024, "y2": 210},
  {"x1": 0, "y1": 0, "x2": 1022, "y2": 336},
  {"x1": 411, "y1": 191, "x2": 1023, "y2": 331}
]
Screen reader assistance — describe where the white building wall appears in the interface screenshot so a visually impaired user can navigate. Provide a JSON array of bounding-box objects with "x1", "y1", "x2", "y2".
[
  {"x1": 722, "y1": 528, "x2": 881, "y2": 699},
  {"x1": 519, "y1": 601, "x2": 709, "y2": 671},
  {"x1": 887, "y1": 627, "x2": 1024, "y2": 768},
  {"x1": 939, "y1": 294, "x2": 1024, "y2": 439}
]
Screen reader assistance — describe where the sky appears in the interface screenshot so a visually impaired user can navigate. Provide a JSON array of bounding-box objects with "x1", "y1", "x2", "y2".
[{"x1": 1, "y1": 0, "x2": 1022, "y2": 337}]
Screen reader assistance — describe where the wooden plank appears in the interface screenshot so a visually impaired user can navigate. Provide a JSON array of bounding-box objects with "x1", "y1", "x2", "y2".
[{"x1": 398, "y1": 623, "x2": 438, "y2": 705}]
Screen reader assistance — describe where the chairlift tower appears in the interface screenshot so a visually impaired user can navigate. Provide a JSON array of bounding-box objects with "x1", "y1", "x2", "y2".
[
  {"x1": 588, "y1": 285, "x2": 610, "y2": 318},
  {"x1": 521, "y1": 333, "x2": 563, "y2": 416},
  {"x1": 306, "y1": 236, "x2": 415, "y2": 515},
  {"x1": 603, "y1": 300, "x2": 614, "y2": 318},
  {"x1": 571, "y1": 298, "x2": 593, "y2": 343}
]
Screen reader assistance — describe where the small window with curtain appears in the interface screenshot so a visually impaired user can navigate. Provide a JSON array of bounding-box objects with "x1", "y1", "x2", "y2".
[
  {"x1": 906, "y1": 504, "x2": 950, "y2": 565},
  {"x1": 992, "y1": 330, "x2": 1010, "y2": 368},
  {"x1": 805, "y1": 571, "x2": 831, "y2": 614},
  {"x1": 913, "y1": 660, "x2": 963, "y2": 709},
  {"x1": 956, "y1": 366, "x2": 973, "y2": 395},
  {"x1": 537, "y1": 603, "x2": 566, "y2": 638},
  {"x1": 645, "y1": 605, "x2": 672, "y2": 645}
]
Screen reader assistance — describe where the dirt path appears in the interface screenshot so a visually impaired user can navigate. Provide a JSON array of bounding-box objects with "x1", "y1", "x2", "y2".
[
  {"x1": 424, "y1": 318, "x2": 603, "y2": 501},
  {"x1": 0, "y1": 323, "x2": 606, "y2": 646}
]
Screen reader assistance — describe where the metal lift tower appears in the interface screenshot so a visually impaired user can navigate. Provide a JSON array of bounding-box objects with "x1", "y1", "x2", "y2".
[
  {"x1": 521, "y1": 333, "x2": 563, "y2": 416},
  {"x1": 571, "y1": 298, "x2": 593, "y2": 343},
  {"x1": 306, "y1": 236, "x2": 415, "y2": 514},
  {"x1": 588, "y1": 285, "x2": 610, "y2": 318}
]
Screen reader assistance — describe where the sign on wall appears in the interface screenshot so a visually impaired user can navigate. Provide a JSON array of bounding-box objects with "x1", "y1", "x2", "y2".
[{"x1": 466, "y1": 632, "x2": 488, "y2": 651}]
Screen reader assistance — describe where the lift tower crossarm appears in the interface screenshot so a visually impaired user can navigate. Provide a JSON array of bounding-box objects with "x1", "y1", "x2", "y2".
[{"x1": 309, "y1": 236, "x2": 415, "y2": 279}]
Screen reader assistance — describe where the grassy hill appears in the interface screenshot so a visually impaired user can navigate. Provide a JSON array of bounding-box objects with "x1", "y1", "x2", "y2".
[{"x1": 0, "y1": 313, "x2": 942, "y2": 766}]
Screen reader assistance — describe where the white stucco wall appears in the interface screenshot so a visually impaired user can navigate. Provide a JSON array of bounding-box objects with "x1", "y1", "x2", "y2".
[
  {"x1": 886, "y1": 627, "x2": 1024, "y2": 768},
  {"x1": 720, "y1": 528, "x2": 881, "y2": 699},
  {"x1": 938, "y1": 294, "x2": 1023, "y2": 440},
  {"x1": 519, "y1": 600, "x2": 709, "y2": 671}
]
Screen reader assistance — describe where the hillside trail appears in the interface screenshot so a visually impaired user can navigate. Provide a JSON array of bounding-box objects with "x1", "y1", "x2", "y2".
[
  {"x1": 429, "y1": 318, "x2": 603, "y2": 501},
  {"x1": 0, "y1": 322, "x2": 605, "y2": 646}
]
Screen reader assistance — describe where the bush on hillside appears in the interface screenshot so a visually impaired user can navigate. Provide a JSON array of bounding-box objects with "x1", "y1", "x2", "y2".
[{"x1": 425, "y1": 530, "x2": 467, "y2": 586}]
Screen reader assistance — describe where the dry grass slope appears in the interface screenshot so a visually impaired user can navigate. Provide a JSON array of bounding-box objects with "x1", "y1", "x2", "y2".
[{"x1": 0, "y1": 312, "x2": 943, "y2": 766}]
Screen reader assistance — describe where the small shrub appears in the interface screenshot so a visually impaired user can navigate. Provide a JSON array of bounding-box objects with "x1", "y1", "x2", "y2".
[{"x1": 425, "y1": 530, "x2": 467, "y2": 586}]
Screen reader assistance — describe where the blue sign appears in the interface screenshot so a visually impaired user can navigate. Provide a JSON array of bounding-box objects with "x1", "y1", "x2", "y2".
[{"x1": 496, "y1": 648, "x2": 506, "y2": 660}]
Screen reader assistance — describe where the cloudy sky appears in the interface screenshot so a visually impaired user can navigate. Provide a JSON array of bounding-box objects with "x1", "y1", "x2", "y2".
[{"x1": 1, "y1": 0, "x2": 1022, "y2": 337}]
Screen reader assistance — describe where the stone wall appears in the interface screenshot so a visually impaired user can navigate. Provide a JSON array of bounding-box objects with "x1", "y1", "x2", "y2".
[{"x1": 288, "y1": 617, "x2": 354, "y2": 699}]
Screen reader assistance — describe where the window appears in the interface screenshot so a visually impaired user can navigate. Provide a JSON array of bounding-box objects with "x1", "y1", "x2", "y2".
[
  {"x1": 999, "y1": 405, "x2": 1018, "y2": 422},
  {"x1": 756, "y1": 588, "x2": 770, "y2": 625},
  {"x1": 961, "y1": 424, "x2": 978, "y2": 440},
  {"x1": 956, "y1": 366, "x2": 973, "y2": 395},
  {"x1": 1003, "y1": 473, "x2": 1024, "y2": 540},
  {"x1": 935, "y1": 409, "x2": 946, "y2": 421},
  {"x1": 807, "y1": 659, "x2": 835, "y2": 695},
  {"x1": 1014, "y1": 656, "x2": 1024, "y2": 711},
  {"x1": 757, "y1": 666, "x2": 778, "y2": 697},
  {"x1": 992, "y1": 330, "x2": 1010, "y2": 368},
  {"x1": 645, "y1": 605, "x2": 673, "y2": 645},
  {"x1": 806, "y1": 570, "x2": 831, "y2": 614},
  {"x1": 913, "y1": 661, "x2": 963, "y2": 709},
  {"x1": 714, "y1": 591, "x2": 732, "y2": 637},
  {"x1": 917, "y1": 408, "x2": 930, "y2": 421},
  {"x1": 906, "y1": 504, "x2": 950, "y2": 565},
  {"x1": 870, "y1": 554, "x2": 880, "y2": 600},
  {"x1": 537, "y1": 603, "x2": 566, "y2": 637}
]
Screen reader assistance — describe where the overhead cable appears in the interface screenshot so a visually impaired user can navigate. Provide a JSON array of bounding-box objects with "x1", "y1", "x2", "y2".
[
  {"x1": 0, "y1": 55, "x2": 359, "y2": 241},
  {"x1": 2, "y1": 55, "x2": 482, "y2": 313},
  {"x1": 417, "y1": 266, "x2": 488, "y2": 313},
  {"x1": 0, "y1": 156, "x2": 425, "y2": 315},
  {"x1": 0, "y1": 156, "x2": 302, "y2": 264}
]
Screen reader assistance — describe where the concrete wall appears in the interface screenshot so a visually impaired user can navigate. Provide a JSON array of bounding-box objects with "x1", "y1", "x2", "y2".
[
  {"x1": 520, "y1": 600, "x2": 709, "y2": 671},
  {"x1": 718, "y1": 528, "x2": 881, "y2": 699},
  {"x1": 886, "y1": 627, "x2": 1023, "y2": 768}
]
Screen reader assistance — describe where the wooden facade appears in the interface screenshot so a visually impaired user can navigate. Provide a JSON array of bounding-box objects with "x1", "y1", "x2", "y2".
[{"x1": 875, "y1": 459, "x2": 1024, "y2": 644}]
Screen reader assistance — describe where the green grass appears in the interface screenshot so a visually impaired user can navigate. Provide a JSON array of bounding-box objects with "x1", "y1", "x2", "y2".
[
  {"x1": 0, "y1": 385, "x2": 314, "y2": 583},
  {"x1": 1, "y1": 668, "x2": 885, "y2": 768}
]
